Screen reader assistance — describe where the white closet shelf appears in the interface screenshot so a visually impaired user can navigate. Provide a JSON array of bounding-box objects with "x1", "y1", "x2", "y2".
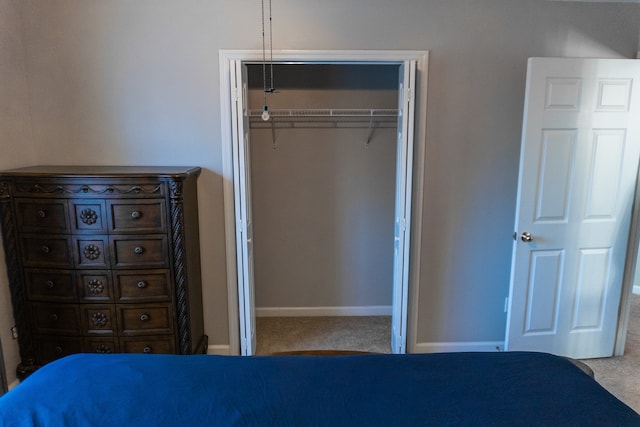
[{"x1": 248, "y1": 108, "x2": 398, "y2": 129}]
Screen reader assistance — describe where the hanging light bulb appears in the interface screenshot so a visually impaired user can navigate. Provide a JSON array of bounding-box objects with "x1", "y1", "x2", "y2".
[{"x1": 261, "y1": 105, "x2": 270, "y2": 121}]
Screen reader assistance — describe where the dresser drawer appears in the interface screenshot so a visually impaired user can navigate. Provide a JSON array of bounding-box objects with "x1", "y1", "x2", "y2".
[
  {"x1": 111, "y1": 235, "x2": 168, "y2": 268},
  {"x1": 32, "y1": 304, "x2": 81, "y2": 335},
  {"x1": 35, "y1": 336, "x2": 84, "y2": 364},
  {"x1": 16, "y1": 199, "x2": 69, "y2": 233},
  {"x1": 114, "y1": 270, "x2": 171, "y2": 302},
  {"x1": 81, "y1": 305, "x2": 118, "y2": 336},
  {"x1": 77, "y1": 271, "x2": 114, "y2": 302},
  {"x1": 69, "y1": 200, "x2": 107, "y2": 233},
  {"x1": 118, "y1": 304, "x2": 173, "y2": 335},
  {"x1": 21, "y1": 235, "x2": 73, "y2": 268},
  {"x1": 25, "y1": 269, "x2": 76, "y2": 302},
  {"x1": 121, "y1": 336, "x2": 175, "y2": 354},
  {"x1": 108, "y1": 200, "x2": 167, "y2": 233},
  {"x1": 85, "y1": 337, "x2": 120, "y2": 354}
]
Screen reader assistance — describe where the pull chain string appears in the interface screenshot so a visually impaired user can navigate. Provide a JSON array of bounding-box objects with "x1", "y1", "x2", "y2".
[
  {"x1": 261, "y1": 0, "x2": 267, "y2": 107},
  {"x1": 269, "y1": 0, "x2": 274, "y2": 92}
]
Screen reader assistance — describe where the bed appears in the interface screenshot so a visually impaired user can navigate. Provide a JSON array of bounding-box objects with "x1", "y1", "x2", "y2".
[{"x1": 0, "y1": 351, "x2": 638, "y2": 426}]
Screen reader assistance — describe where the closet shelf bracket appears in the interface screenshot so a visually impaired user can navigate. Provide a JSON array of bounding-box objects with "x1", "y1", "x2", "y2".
[
  {"x1": 270, "y1": 118, "x2": 277, "y2": 149},
  {"x1": 366, "y1": 113, "x2": 376, "y2": 145}
]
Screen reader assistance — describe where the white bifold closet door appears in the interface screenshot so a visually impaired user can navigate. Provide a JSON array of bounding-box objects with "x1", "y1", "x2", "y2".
[{"x1": 230, "y1": 60, "x2": 257, "y2": 355}]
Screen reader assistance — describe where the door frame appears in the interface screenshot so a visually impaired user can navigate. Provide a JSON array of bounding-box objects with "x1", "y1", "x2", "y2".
[
  {"x1": 614, "y1": 167, "x2": 640, "y2": 356},
  {"x1": 219, "y1": 50, "x2": 429, "y2": 355}
]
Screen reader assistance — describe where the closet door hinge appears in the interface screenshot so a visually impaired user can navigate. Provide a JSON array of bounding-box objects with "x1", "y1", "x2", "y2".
[
  {"x1": 406, "y1": 88, "x2": 413, "y2": 104},
  {"x1": 232, "y1": 87, "x2": 240, "y2": 102},
  {"x1": 394, "y1": 337, "x2": 404, "y2": 354}
]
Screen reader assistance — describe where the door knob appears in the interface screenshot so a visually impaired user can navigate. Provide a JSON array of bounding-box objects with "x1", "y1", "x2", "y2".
[{"x1": 521, "y1": 232, "x2": 533, "y2": 242}]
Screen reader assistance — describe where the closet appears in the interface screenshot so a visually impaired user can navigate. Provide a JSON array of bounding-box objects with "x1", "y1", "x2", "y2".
[{"x1": 246, "y1": 63, "x2": 400, "y2": 353}]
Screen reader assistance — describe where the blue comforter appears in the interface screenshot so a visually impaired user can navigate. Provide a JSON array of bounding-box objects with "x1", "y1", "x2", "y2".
[{"x1": 0, "y1": 352, "x2": 638, "y2": 426}]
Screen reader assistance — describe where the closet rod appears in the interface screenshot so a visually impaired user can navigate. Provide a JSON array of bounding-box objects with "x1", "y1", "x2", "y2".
[
  {"x1": 248, "y1": 108, "x2": 399, "y2": 146},
  {"x1": 247, "y1": 108, "x2": 398, "y2": 122}
]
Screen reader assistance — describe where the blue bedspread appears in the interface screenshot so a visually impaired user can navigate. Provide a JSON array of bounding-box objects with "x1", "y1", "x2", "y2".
[{"x1": 0, "y1": 351, "x2": 638, "y2": 426}]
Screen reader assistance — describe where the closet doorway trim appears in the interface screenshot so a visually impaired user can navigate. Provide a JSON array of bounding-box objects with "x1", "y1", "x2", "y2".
[{"x1": 220, "y1": 50, "x2": 429, "y2": 355}]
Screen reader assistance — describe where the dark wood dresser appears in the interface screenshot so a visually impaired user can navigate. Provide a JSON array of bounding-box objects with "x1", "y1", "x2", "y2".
[{"x1": 0, "y1": 166, "x2": 206, "y2": 378}]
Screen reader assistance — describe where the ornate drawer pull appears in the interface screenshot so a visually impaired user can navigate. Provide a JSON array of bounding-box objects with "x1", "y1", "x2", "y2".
[
  {"x1": 41, "y1": 245, "x2": 50, "y2": 254},
  {"x1": 140, "y1": 314, "x2": 150, "y2": 321},
  {"x1": 143, "y1": 346, "x2": 152, "y2": 353},
  {"x1": 134, "y1": 246, "x2": 144, "y2": 255},
  {"x1": 95, "y1": 344, "x2": 112, "y2": 354},
  {"x1": 83, "y1": 244, "x2": 101, "y2": 261},
  {"x1": 46, "y1": 280, "x2": 55, "y2": 289},
  {"x1": 80, "y1": 208, "x2": 98, "y2": 225},
  {"x1": 50, "y1": 314, "x2": 59, "y2": 321},
  {"x1": 55, "y1": 346, "x2": 63, "y2": 354},
  {"x1": 91, "y1": 312, "x2": 108, "y2": 327},
  {"x1": 131, "y1": 211, "x2": 142, "y2": 220},
  {"x1": 37, "y1": 210, "x2": 46, "y2": 218},
  {"x1": 87, "y1": 279, "x2": 104, "y2": 295},
  {"x1": 137, "y1": 281, "x2": 147, "y2": 289}
]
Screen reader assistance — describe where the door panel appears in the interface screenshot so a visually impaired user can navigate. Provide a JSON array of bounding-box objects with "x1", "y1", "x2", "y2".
[
  {"x1": 506, "y1": 58, "x2": 640, "y2": 359},
  {"x1": 535, "y1": 130, "x2": 575, "y2": 222},
  {"x1": 524, "y1": 250, "x2": 563, "y2": 335}
]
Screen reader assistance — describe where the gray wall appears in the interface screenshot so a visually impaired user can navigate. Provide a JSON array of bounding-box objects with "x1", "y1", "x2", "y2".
[
  {"x1": 0, "y1": 0, "x2": 36, "y2": 388},
  {"x1": 0, "y1": 0, "x2": 639, "y2": 373}
]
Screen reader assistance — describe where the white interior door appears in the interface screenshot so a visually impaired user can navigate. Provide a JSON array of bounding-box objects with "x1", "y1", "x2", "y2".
[
  {"x1": 391, "y1": 61, "x2": 416, "y2": 354},
  {"x1": 506, "y1": 58, "x2": 640, "y2": 359},
  {"x1": 231, "y1": 60, "x2": 256, "y2": 355}
]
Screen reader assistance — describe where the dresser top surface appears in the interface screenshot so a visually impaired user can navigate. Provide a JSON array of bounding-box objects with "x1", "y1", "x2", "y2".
[{"x1": 0, "y1": 166, "x2": 201, "y2": 179}]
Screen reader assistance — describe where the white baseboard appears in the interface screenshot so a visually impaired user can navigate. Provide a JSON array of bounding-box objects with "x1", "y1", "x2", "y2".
[
  {"x1": 634, "y1": 285, "x2": 640, "y2": 295},
  {"x1": 256, "y1": 305, "x2": 392, "y2": 317},
  {"x1": 412, "y1": 341, "x2": 505, "y2": 353},
  {"x1": 207, "y1": 344, "x2": 233, "y2": 355}
]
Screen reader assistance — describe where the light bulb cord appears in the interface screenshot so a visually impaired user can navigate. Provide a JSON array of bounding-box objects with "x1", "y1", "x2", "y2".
[{"x1": 261, "y1": 0, "x2": 274, "y2": 116}]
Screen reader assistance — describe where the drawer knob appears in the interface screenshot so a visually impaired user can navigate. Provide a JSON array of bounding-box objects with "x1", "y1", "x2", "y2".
[
  {"x1": 46, "y1": 280, "x2": 55, "y2": 289},
  {"x1": 131, "y1": 211, "x2": 142, "y2": 220},
  {"x1": 143, "y1": 346, "x2": 152, "y2": 353},
  {"x1": 50, "y1": 314, "x2": 59, "y2": 322},
  {"x1": 140, "y1": 314, "x2": 150, "y2": 321},
  {"x1": 137, "y1": 281, "x2": 147, "y2": 289},
  {"x1": 37, "y1": 210, "x2": 46, "y2": 218},
  {"x1": 41, "y1": 245, "x2": 50, "y2": 254},
  {"x1": 134, "y1": 246, "x2": 144, "y2": 255},
  {"x1": 54, "y1": 346, "x2": 63, "y2": 354}
]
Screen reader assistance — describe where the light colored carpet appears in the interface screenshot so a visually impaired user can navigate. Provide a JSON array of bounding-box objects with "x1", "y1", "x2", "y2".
[
  {"x1": 255, "y1": 316, "x2": 392, "y2": 355},
  {"x1": 582, "y1": 294, "x2": 640, "y2": 413}
]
